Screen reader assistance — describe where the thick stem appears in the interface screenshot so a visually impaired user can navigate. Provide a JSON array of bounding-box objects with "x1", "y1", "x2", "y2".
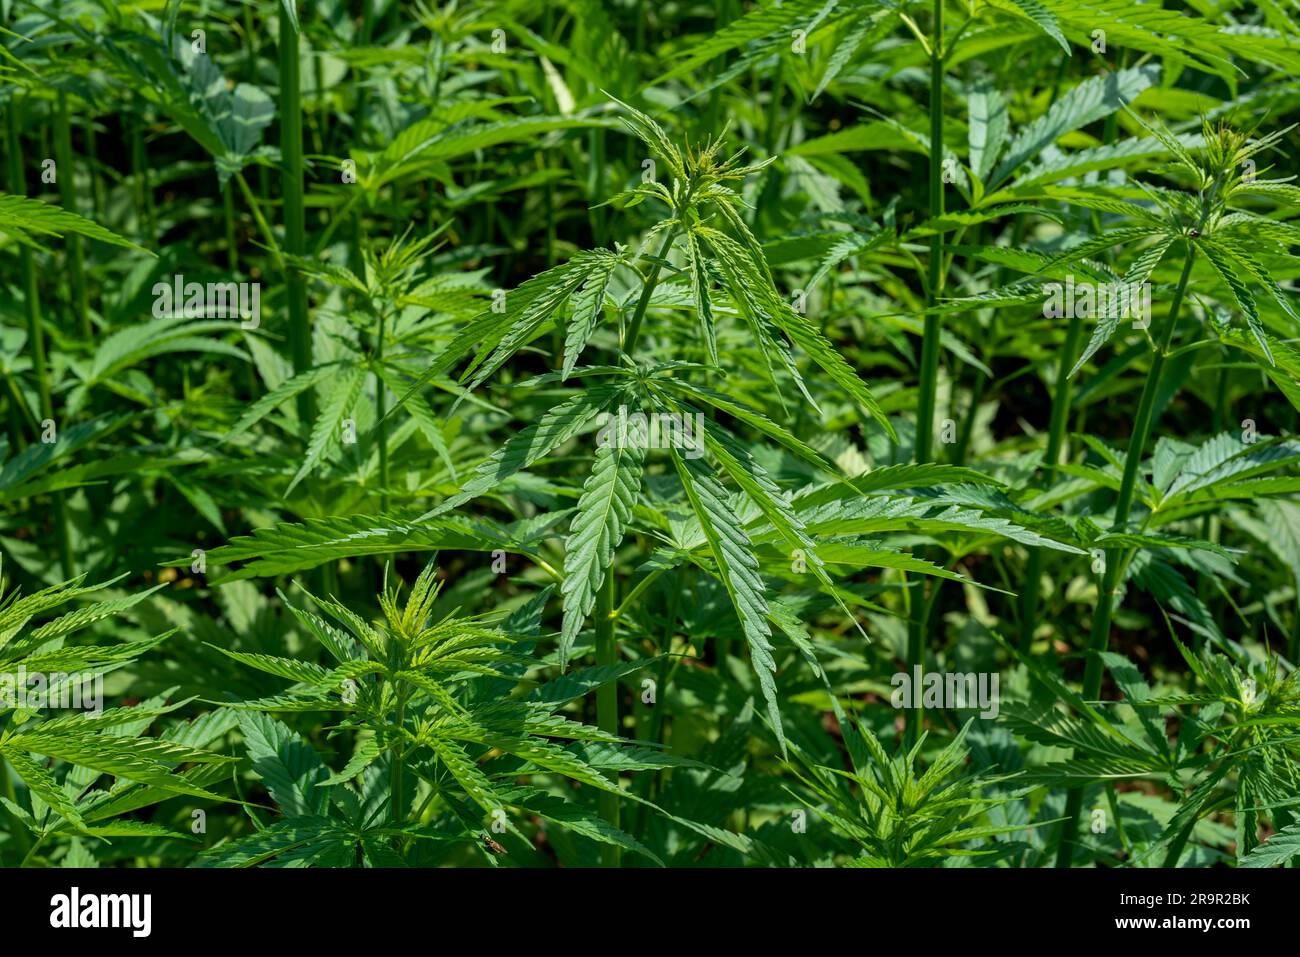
[
  {"x1": 223, "y1": 184, "x2": 238, "y2": 272},
  {"x1": 85, "y1": 116, "x2": 102, "y2": 217},
  {"x1": 375, "y1": 310, "x2": 389, "y2": 512},
  {"x1": 913, "y1": 0, "x2": 946, "y2": 464},
  {"x1": 279, "y1": 5, "x2": 313, "y2": 423},
  {"x1": 0, "y1": 756, "x2": 31, "y2": 862},
  {"x1": 1055, "y1": 245, "x2": 1196, "y2": 867},
  {"x1": 904, "y1": 0, "x2": 945, "y2": 749},
  {"x1": 594, "y1": 573, "x2": 621, "y2": 866},
  {"x1": 390, "y1": 690, "x2": 407, "y2": 826},
  {"x1": 621, "y1": 226, "x2": 680, "y2": 357},
  {"x1": 7, "y1": 101, "x2": 73, "y2": 579}
]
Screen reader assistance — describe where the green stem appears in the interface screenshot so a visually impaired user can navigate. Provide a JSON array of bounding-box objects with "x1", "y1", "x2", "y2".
[
  {"x1": 622, "y1": 226, "x2": 680, "y2": 356},
  {"x1": 913, "y1": 0, "x2": 946, "y2": 465},
  {"x1": 0, "y1": 756, "x2": 31, "y2": 862},
  {"x1": 1055, "y1": 244, "x2": 1196, "y2": 867},
  {"x1": 7, "y1": 100, "x2": 72, "y2": 579},
  {"x1": 905, "y1": 0, "x2": 945, "y2": 749},
  {"x1": 235, "y1": 171, "x2": 282, "y2": 262},
  {"x1": 223, "y1": 184, "x2": 238, "y2": 272},
  {"x1": 279, "y1": 4, "x2": 313, "y2": 423},
  {"x1": 375, "y1": 310, "x2": 389, "y2": 512},
  {"x1": 390, "y1": 690, "x2": 407, "y2": 825},
  {"x1": 85, "y1": 116, "x2": 102, "y2": 217},
  {"x1": 594, "y1": 573, "x2": 621, "y2": 866},
  {"x1": 19, "y1": 834, "x2": 44, "y2": 868}
]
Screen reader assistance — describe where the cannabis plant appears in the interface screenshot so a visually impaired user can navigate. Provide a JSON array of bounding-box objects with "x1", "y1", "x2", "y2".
[
  {"x1": 0, "y1": 567, "x2": 231, "y2": 866},
  {"x1": 202, "y1": 561, "x2": 712, "y2": 866},
  {"x1": 4, "y1": 0, "x2": 1300, "y2": 878}
]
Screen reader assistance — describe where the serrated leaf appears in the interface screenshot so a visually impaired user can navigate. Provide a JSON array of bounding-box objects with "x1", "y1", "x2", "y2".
[{"x1": 559, "y1": 440, "x2": 646, "y2": 668}]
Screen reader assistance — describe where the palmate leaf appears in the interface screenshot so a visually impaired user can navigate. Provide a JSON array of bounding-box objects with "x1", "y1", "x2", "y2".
[
  {"x1": 373, "y1": 364, "x2": 456, "y2": 480},
  {"x1": 657, "y1": 379, "x2": 834, "y2": 472},
  {"x1": 994, "y1": 0, "x2": 1071, "y2": 54},
  {"x1": 999, "y1": 703, "x2": 1159, "y2": 764},
  {"x1": 2, "y1": 732, "x2": 231, "y2": 803},
  {"x1": 793, "y1": 463, "x2": 999, "y2": 508},
  {"x1": 197, "y1": 818, "x2": 346, "y2": 868},
  {"x1": 1005, "y1": 133, "x2": 1203, "y2": 192},
  {"x1": 699, "y1": 225, "x2": 893, "y2": 436},
  {"x1": 1164, "y1": 433, "x2": 1300, "y2": 499},
  {"x1": 286, "y1": 363, "x2": 367, "y2": 494},
  {"x1": 0, "y1": 582, "x2": 226, "y2": 844},
  {"x1": 988, "y1": 65, "x2": 1160, "y2": 187},
  {"x1": 0, "y1": 192, "x2": 149, "y2": 253},
  {"x1": 224, "y1": 364, "x2": 341, "y2": 441},
  {"x1": 670, "y1": 449, "x2": 785, "y2": 754},
  {"x1": 366, "y1": 116, "x2": 616, "y2": 190},
  {"x1": 563, "y1": 255, "x2": 620, "y2": 378},
  {"x1": 1128, "y1": 552, "x2": 1224, "y2": 649},
  {"x1": 0, "y1": 413, "x2": 132, "y2": 498},
  {"x1": 82, "y1": 316, "x2": 248, "y2": 392},
  {"x1": 236, "y1": 712, "x2": 329, "y2": 818},
  {"x1": 1199, "y1": 238, "x2": 1269, "y2": 362},
  {"x1": 178, "y1": 514, "x2": 524, "y2": 580},
  {"x1": 655, "y1": 0, "x2": 827, "y2": 84},
  {"x1": 427, "y1": 736, "x2": 505, "y2": 813},
  {"x1": 805, "y1": 222, "x2": 896, "y2": 292},
  {"x1": 431, "y1": 384, "x2": 621, "y2": 516},
  {"x1": 1068, "y1": 233, "x2": 1176, "y2": 377},
  {"x1": 1240, "y1": 822, "x2": 1300, "y2": 868},
  {"x1": 210, "y1": 647, "x2": 332, "y2": 685},
  {"x1": 1206, "y1": 234, "x2": 1300, "y2": 330},
  {"x1": 1215, "y1": 327, "x2": 1300, "y2": 414},
  {"x1": 445, "y1": 727, "x2": 629, "y2": 800},
  {"x1": 967, "y1": 82, "x2": 1009, "y2": 184},
  {"x1": 1046, "y1": 0, "x2": 1285, "y2": 78},
  {"x1": 685, "y1": 229, "x2": 718, "y2": 365},
  {"x1": 526, "y1": 658, "x2": 662, "y2": 706},
  {"x1": 502, "y1": 785, "x2": 663, "y2": 865},
  {"x1": 2, "y1": 750, "x2": 88, "y2": 833},
  {"x1": 684, "y1": 417, "x2": 880, "y2": 642},
  {"x1": 390, "y1": 261, "x2": 613, "y2": 423},
  {"x1": 801, "y1": 542, "x2": 971, "y2": 584},
  {"x1": 813, "y1": 13, "x2": 895, "y2": 102},
  {"x1": 559, "y1": 440, "x2": 646, "y2": 668},
  {"x1": 22, "y1": 584, "x2": 166, "y2": 646},
  {"x1": 466, "y1": 250, "x2": 620, "y2": 392},
  {"x1": 800, "y1": 496, "x2": 1085, "y2": 553}
]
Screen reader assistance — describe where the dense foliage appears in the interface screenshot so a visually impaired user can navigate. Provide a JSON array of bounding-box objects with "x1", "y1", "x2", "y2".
[{"x1": 2, "y1": 0, "x2": 1299, "y2": 869}]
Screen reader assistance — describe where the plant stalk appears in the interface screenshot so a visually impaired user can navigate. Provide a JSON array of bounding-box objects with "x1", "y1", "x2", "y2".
[
  {"x1": 905, "y1": 0, "x2": 945, "y2": 749},
  {"x1": 594, "y1": 573, "x2": 621, "y2": 866},
  {"x1": 7, "y1": 101, "x2": 73, "y2": 579},
  {"x1": 1055, "y1": 245, "x2": 1196, "y2": 867},
  {"x1": 279, "y1": 4, "x2": 313, "y2": 423},
  {"x1": 622, "y1": 226, "x2": 680, "y2": 356}
]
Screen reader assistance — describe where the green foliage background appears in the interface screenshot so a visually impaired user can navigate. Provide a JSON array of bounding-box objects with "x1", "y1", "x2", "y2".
[{"x1": 0, "y1": 0, "x2": 1298, "y2": 868}]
